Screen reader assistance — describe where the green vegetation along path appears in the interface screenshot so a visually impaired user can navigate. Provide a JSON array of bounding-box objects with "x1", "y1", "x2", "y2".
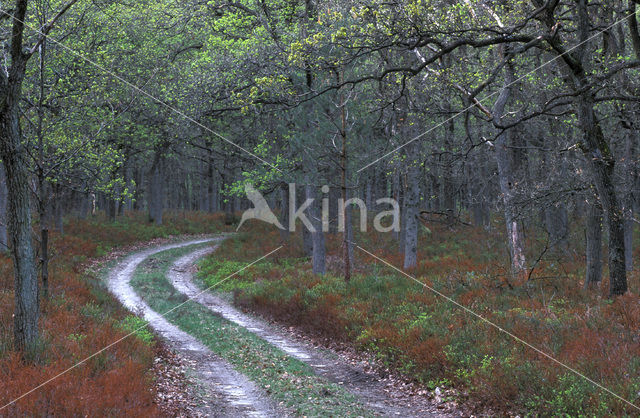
[{"x1": 108, "y1": 238, "x2": 450, "y2": 417}]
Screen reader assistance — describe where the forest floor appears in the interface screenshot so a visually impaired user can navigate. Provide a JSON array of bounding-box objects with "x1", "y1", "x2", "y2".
[
  {"x1": 105, "y1": 237, "x2": 460, "y2": 417},
  {"x1": 0, "y1": 212, "x2": 234, "y2": 415},
  {"x1": 198, "y1": 220, "x2": 640, "y2": 416},
  {"x1": 2, "y1": 213, "x2": 638, "y2": 415}
]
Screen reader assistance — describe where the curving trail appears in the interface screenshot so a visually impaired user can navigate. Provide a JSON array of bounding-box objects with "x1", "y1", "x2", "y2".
[
  {"x1": 106, "y1": 238, "x2": 284, "y2": 417},
  {"x1": 107, "y1": 238, "x2": 452, "y2": 417},
  {"x1": 168, "y1": 242, "x2": 449, "y2": 418}
]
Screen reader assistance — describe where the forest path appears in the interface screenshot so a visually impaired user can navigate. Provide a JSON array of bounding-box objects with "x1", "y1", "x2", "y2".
[
  {"x1": 106, "y1": 238, "x2": 284, "y2": 417},
  {"x1": 168, "y1": 241, "x2": 450, "y2": 417}
]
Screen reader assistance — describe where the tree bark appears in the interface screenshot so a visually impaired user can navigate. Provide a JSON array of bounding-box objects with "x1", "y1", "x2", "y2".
[
  {"x1": 0, "y1": 164, "x2": 8, "y2": 252},
  {"x1": 584, "y1": 201, "x2": 603, "y2": 290},
  {"x1": 0, "y1": 83, "x2": 39, "y2": 352},
  {"x1": 492, "y1": 60, "x2": 526, "y2": 281},
  {"x1": 623, "y1": 130, "x2": 635, "y2": 272},
  {"x1": 0, "y1": 128, "x2": 40, "y2": 351},
  {"x1": 0, "y1": 0, "x2": 41, "y2": 351},
  {"x1": 576, "y1": 94, "x2": 627, "y2": 296}
]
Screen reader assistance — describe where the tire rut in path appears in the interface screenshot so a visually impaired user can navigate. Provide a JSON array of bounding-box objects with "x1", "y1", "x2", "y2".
[
  {"x1": 170, "y1": 241, "x2": 450, "y2": 418},
  {"x1": 106, "y1": 238, "x2": 285, "y2": 417}
]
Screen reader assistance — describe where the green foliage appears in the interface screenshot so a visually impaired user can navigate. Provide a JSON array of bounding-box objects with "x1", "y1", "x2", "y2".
[
  {"x1": 199, "y1": 258, "x2": 273, "y2": 292},
  {"x1": 116, "y1": 315, "x2": 154, "y2": 346}
]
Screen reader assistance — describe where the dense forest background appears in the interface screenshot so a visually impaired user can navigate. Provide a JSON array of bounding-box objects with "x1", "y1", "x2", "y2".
[{"x1": 1, "y1": 0, "x2": 640, "y2": 415}]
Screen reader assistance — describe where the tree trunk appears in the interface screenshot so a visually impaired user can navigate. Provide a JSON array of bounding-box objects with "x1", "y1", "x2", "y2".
[
  {"x1": 0, "y1": 164, "x2": 8, "y2": 252},
  {"x1": 548, "y1": 3, "x2": 629, "y2": 296},
  {"x1": 403, "y1": 161, "x2": 420, "y2": 269},
  {"x1": 279, "y1": 182, "x2": 290, "y2": 242},
  {"x1": 469, "y1": 151, "x2": 490, "y2": 228},
  {"x1": 624, "y1": 218, "x2": 633, "y2": 272},
  {"x1": 493, "y1": 61, "x2": 526, "y2": 281},
  {"x1": 298, "y1": 184, "x2": 313, "y2": 256},
  {"x1": 148, "y1": 156, "x2": 164, "y2": 225},
  {"x1": 306, "y1": 183, "x2": 325, "y2": 274},
  {"x1": 106, "y1": 192, "x2": 117, "y2": 221},
  {"x1": 133, "y1": 165, "x2": 143, "y2": 211},
  {"x1": 584, "y1": 202, "x2": 603, "y2": 289},
  {"x1": 495, "y1": 132, "x2": 527, "y2": 279},
  {"x1": 339, "y1": 82, "x2": 351, "y2": 281},
  {"x1": 442, "y1": 105, "x2": 456, "y2": 225},
  {"x1": 329, "y1": 186, "x2": 339, "y2": 234},
  {"x1": 623, "y1": 130, "x2": 635, "y2": 272},
  {"x1": 545, "y1": 203, "x2": 568, "y2": 250},
  {"x1": 40, "y1": 228, "x2": 49, "y2": 300},
  {"x1": 119, "y1": 155, "x2": 130, "y2": 216},
  {"x1": 207, "y1": 147, "x2": 217, "y2": 213},
  {"x1": 78, "y1": 191, "x2": 90, "y2": 219},
  {"x1": 365, "y1": 177, "x2": 373, "y2": 208},
  {"x1": 0, "y1": 94, "x2": 40, "y2": 352},
  {"x1": 576, "y1": 94, "x2": 627, "y2": 296}
]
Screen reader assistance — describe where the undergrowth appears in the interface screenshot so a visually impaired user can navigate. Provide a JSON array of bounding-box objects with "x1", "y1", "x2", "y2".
[
  {"x1": 201, "y1": 218, "x2": 640, "y2": 416},
  {"x1": 0, "y1": 211, "x2": 231, "y2": 415}
]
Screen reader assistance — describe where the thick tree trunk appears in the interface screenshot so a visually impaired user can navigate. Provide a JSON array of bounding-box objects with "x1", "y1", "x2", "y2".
[
  {"x1": 576, "y1": 95, "x2": 627, "y2": 296},
  {"x1": 623, "y1": 130, "x2": 635, "y2": 272},
  {"x1": 0, "y1": 164, "x2": 8, "y2": 252},
  {"x1": 584, "y1": 202, "x2": 603, "y2": 289},
  {"x1": 339, "y1": 104, "x2": 351, "y2": 281},
  {"x1": 0, "y1": 100, "x2": 40, "y2": 352}
]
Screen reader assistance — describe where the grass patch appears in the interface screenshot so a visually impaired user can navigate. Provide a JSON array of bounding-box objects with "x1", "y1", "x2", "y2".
[{"x1": 131, "y1": 245, "x2": 371, "y2": 417}]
